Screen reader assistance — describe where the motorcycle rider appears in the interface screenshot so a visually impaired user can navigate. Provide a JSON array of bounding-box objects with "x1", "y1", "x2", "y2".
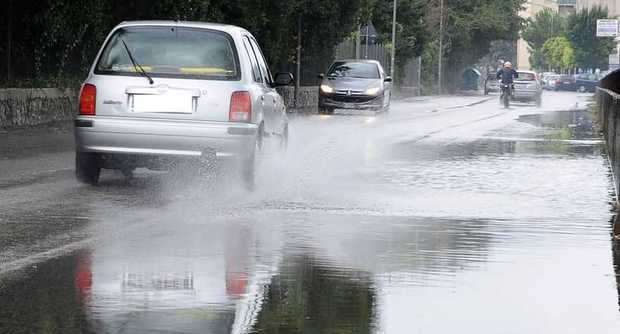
[{"x1": 496, "y1": 61, "x2": 518, "y2": 97}]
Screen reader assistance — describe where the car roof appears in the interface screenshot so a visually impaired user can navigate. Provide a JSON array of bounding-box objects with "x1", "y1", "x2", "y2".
[
  {"x1": 333, "y1": 59, "x2": 382, "y2": 65},
  {"x1": 115, "y1": 20, "x2": 251, "y2": 35}
]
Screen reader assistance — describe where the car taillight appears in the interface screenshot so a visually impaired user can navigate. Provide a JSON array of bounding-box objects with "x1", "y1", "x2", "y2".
[
  {"x1": 229, "y1": 91, "x2": 251, "y2": 122},
  {"x1": 79, "y1": 84, "x2": 97, "y2": 116}
]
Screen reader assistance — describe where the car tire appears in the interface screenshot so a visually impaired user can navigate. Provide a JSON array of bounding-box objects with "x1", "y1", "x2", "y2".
[
  {"x1": 578, "y1": 85, "x2": 586, "y2": 93},
  {"x1": 76, "y1": 151, "x2": 100, "y2": 185},
  {"x1": 280, "y1": 125, "x2": 289, "y2": 153},
  {"x1": 242, "y1": 124, "x2": 264, "y2": 191},
  {"x1": 319, "y1": 107, "x2": 334, "y2": 115}
]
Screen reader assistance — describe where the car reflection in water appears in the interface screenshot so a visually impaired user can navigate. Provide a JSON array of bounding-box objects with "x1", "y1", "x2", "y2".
[{"x1": 79, "y1": 223, "x2": 277, "y2": 334}]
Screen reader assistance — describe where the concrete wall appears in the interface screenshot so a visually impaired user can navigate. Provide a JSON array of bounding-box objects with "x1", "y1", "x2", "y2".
[
  {"x1": 0, "y1": 86, "x2": 319, "y2": 129},
  {"x1": 0, "y1": 89, "x2": 77, "y2": 129},
  {"x1": 596, "y1": 87, "x2": 620, "y2": 236}
]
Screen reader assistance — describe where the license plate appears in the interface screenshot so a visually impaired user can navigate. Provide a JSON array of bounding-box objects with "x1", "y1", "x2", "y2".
[
  {"x1": 343, "y1": 103, "x2": 355, "y2": 109},
  {"x1": 132, "y1": 90, "x2": 194, "y2": 114}
]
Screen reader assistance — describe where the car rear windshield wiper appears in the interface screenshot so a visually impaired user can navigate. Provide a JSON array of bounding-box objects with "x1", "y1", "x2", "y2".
[{"x1": 121, "y1": 40, "x2": 154, "y2": 85}]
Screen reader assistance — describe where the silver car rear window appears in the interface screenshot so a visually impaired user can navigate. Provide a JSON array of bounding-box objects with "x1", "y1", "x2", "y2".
[{"x1": 96, "y1": 26, "x2": 240, "y2": 81}]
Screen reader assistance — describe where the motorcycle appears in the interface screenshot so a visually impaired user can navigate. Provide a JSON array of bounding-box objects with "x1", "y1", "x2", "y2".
[{"x1": 500, "y1": 83, "x2": 513, "y2": 108}]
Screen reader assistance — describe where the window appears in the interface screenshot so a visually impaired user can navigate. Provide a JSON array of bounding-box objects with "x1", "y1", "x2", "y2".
[
  {"x1": 96, "y1": 26, "x2": 239, "y2": 80},
  {"x1": 242, "y1": 37, "x2": 262, "y2": 83},
  {"x1": 248, "y1": 37, "x2": 273, "y2": 84},
  {"x1": 327, "y1": 62, "x2": 380, "y2": 79}
]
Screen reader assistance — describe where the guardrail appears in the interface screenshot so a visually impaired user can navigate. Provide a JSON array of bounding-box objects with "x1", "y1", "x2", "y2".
[{"x1": 597, "y1": 87, "x2": 620, "y2": 237}]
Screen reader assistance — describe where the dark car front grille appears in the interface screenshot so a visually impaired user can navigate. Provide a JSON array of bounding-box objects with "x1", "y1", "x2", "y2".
[{"x1": 329, "y1": 94, "x2": 377, "y2": 103}]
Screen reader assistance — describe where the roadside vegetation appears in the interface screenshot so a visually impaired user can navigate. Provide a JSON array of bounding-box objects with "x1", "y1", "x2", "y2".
[
  {"x1": 1, "y1": 0, "x2": 524, "y2": 92},
  {"x1": 522, "y1": 6, "x2": 616, "y2": 73}
]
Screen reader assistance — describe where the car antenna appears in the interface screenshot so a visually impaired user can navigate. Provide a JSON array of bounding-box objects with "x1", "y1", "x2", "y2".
[{"x1": 121, "y1": 39, "x2": 154, "y2": 85}]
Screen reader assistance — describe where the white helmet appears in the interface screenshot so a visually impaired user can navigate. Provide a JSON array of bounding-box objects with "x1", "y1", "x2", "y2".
[{"x1": 504, "y1": 61, "x2": 513, "y2": 68}]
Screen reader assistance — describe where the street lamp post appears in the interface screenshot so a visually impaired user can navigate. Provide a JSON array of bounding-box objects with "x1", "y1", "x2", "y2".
[
  {"x1": 390, "y1": 0, "x2": 397, "y2": 79},
  {"x1": 438, "y1": 0, "x2": 444, "y2": 94}
]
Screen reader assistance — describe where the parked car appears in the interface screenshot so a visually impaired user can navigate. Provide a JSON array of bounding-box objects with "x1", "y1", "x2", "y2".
[
  {"x1": 484, "y1": 73, "x2": 500, "y2": 95},
  {"x1": 554, "y1": 75, "x2": 577, "y2": 91},
  {"x1": 318, "y1": 59, "x2": 392, "y2": 114},
  {"x1": 540, "y1": 72, "x2": 557, "y2": 89},
  {"x1": 575, "y1": 73, "x2": 600, "y2": 92},
  {"x1": 74, "y1": 21, "x2": 294, "y2": 188},
  {"x1": 512, "y1": 71, "x2": 542, "y2": 106},
  {"x1": 543, "y1": 74, "x2": 560, "y2": 90}
]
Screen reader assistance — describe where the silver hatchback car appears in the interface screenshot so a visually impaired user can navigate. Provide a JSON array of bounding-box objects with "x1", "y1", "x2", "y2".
[{"x1": 75, "y1": 21, "x2": 293, "y2": 188}]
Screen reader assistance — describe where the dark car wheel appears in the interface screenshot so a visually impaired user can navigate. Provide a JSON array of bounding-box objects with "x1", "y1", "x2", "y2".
[
  {"x1": 319, "y1": 107, "x2": 334, "y2": 115},
  {"x1": 76, "y1": 151, "x2": 101, "y2": 185}
]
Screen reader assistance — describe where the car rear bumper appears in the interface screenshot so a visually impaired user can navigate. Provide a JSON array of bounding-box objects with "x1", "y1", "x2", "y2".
[
  {"x1": 74, "y1": 116, "x2": 257, "y2": 159},
  {"x1": 513, "y1": 90, "x2": 539, "y2": 100},
  {"x1": 319, "y1": 95, "x2": 384, "y2": 110}
]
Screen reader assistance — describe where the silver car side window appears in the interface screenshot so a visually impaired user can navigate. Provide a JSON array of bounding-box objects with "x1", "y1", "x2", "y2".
[
  {"x1": 243, "y1": 36, "x2": 262, "y2": 83},
  {"x1": 248, "y1": 37, "x2": 273, "y2": 84}
]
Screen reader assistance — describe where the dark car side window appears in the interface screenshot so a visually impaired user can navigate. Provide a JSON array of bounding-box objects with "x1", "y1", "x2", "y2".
[
  {"x1": 242, "y1": 36, "x2": 262, "y2": 83},
  {"x1": 248, "y1": 37, "x2": 273, "y2": 84}
]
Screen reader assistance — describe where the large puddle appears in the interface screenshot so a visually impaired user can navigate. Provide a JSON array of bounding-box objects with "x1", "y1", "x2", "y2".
[{"x1": 1, "y1": 107, "x2": 619, "y2": 333}]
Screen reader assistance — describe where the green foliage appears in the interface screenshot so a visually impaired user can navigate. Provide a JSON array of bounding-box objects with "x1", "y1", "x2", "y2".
[
  {"x1": 2, "y1": 0, "x2": 364, "y2": 87},
  {"x1": 442, "y1": 0, "x2": 525, "y2": 92},
  {"x1": 541, "y1": 36, "x2": 575, "y2": 71},
  {"x1": 566, "y1": 6, "x2": 616, "y2": 70},
  {"x1": 370, "y1": 0, "x2": 427, "y2": 82},
  {"x1": 522, "y1": 9, "x2": 567, "y2": 51},
  {"x1": 525, "y1": 6, "x2": 616, "y2": 71}
]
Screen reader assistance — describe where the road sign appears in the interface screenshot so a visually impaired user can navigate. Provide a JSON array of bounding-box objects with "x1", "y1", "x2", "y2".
[{"x1": 597, "y1": 19, "x2": 619, "y2": 37}]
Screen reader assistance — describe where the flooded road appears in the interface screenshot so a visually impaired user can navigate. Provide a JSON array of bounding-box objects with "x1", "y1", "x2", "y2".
[{"x1": 1, "y1": 91, "x2": 619, "y2": 333}]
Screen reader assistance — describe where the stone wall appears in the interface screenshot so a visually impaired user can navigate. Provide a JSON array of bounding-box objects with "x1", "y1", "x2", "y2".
[
  {"x1": 0, "y1": 86, "x2": 318, "y2": 129},
  {"x1": 0, "y1": 89, "x2": 77, "y2": 129},
  {"x1": 277, "y1": 86, "x2": 319, "y2": 113}
]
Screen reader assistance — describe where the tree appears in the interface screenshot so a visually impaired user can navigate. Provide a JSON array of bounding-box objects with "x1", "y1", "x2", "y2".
[
  {"x1": 566, "y1": 6, "x2": 616, "y2": 71},
  {"x1": 541, "y1": 36, "x2": 575, "y2": 72},
  {"x1": 369, "y1": 0, "x2": 428, "y2": 83},
  {"x1": 440, "y1": 0, "x2": 525, "y2": 92},
  {"x1": 522, "y1": 9, "x2": 567, "y2": 51}
]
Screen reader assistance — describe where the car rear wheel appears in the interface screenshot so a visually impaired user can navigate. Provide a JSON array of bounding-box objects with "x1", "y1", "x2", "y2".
[
  {"x1": 578, "y1": 85, "x2": 586, "y2": 93},
  {"x1": 76, "y1": 151, "x2": 101, "y2": 185}
]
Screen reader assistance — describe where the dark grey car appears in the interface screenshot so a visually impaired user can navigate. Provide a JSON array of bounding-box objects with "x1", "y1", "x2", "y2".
[{"x1": 318, "y1": 60, "x2": 392, "y2": 114}]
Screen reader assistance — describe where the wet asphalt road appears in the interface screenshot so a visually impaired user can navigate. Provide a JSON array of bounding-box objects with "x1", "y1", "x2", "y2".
[{"x1": 1, "y1": 91, "x2": 619, "y2": 333}]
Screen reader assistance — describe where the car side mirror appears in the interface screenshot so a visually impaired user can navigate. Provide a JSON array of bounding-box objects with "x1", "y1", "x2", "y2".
[
  {"x1": 318, "y1": 73, "x2": 325, "y2": 80},
  {"x1": 384, "y1": 76, "x2": 393, "y2": 83},
  {"x1": 274, "y1": 72, "x2": 294, "y2": 87}
]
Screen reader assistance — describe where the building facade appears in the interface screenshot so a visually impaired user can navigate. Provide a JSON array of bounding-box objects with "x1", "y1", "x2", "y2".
[
  {"x1": 577, "y1": 0, "x2": 619, "y2": 17},
  {"x1": 517, "y1": 0, "x2": 559, "y2": 70}
]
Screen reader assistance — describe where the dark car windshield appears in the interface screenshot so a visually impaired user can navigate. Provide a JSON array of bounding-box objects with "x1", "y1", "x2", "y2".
[
  {"x1": 517, "y1": 72, "x2": 536, "y2": 81},
  {"x1": 96, "y1": 26, "x2": 239, "y2": 80},
  {"x1": 327, "y1": 62, "x2": 380, "y2": 79}
]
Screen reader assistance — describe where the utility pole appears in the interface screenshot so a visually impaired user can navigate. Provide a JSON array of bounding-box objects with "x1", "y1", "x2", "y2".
[
  {"x1": 390, "y1": 0, "x2": 397, "y2": 79},
  {"x1": 7, "y1": 0, "x2": 13, "y2": 82},
  {"x1": 356, "y1": 25, "x2": 361, "y2": 59},
  {"x1": 295, "y1": 15, "x2": 302, "y2": 108},
  {"x1": 438, "y1": 0, "x2": 444, "y2": 94},
  {"x1": 365, "y1": 22, "x2": 370, "y2": 59}
]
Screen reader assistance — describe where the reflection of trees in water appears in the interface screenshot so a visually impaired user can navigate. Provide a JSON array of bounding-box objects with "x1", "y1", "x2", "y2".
[
  {"x1": 0, "y1": 251, "x2": 94, "y2": 334},
  {"x1": 253, "y1": 255, "x2": 375, "y2": 334}
]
